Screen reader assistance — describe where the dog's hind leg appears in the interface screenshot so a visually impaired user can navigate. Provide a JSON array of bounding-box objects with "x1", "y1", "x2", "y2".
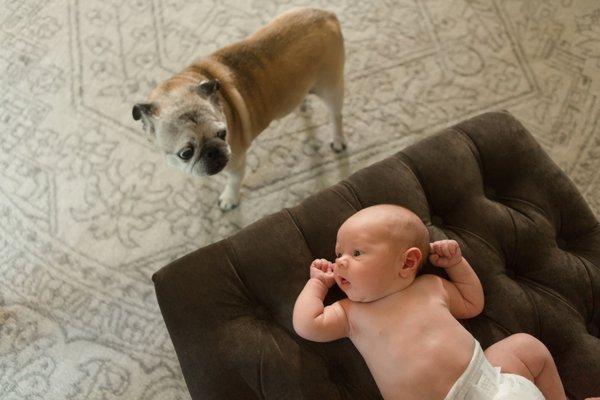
[{"x1": 315, "y1": 80, "x2": 346, "y2": 153}]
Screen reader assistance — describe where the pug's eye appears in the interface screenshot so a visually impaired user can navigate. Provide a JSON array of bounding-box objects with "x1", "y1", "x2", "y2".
[
  {"x1": 217, "y1": 129, "x2": 227, "y2": 140},
  {"x1": 183, "y1": 113, "x2": 198, "y2": 124},
  {"x1": 178, "y1": 146, "x2": 194, "y2": 160}
]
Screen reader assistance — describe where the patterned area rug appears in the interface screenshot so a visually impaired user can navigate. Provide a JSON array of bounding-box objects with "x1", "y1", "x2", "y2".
[{"x1": 1, "y1": 0, "x2": 598, "y2": 398}]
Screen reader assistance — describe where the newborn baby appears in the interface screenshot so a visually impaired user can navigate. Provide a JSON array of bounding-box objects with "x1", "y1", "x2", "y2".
[{"x1": 293, "y1": 204, "x2": 566, "y2": 400}]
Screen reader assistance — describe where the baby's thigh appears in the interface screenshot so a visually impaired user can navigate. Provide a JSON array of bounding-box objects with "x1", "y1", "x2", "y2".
[{"x1": 483, "y1": 333, "x2": 549, "y2": 382}]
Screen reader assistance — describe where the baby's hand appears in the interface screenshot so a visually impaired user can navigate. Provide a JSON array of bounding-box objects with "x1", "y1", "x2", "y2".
[
  {"x1": 309, "y1": 258, "x2": 335, "y2": 288},
  {"x1": 429, "y1": 240, "x2": 463, "y2": 268}
]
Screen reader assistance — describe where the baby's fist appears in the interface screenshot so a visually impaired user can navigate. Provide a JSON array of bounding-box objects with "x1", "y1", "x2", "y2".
[
  {"x1": 310, "y1": 258, "x2": 335, "y2": 288},
  {"x1": 429, "y1": 240, "x2": 463, "y2": 268}
]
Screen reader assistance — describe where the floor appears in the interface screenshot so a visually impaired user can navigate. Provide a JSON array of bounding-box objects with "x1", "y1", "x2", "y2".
[{"x1": 0, "y1": 0, "x2": 598, "y2": 398}]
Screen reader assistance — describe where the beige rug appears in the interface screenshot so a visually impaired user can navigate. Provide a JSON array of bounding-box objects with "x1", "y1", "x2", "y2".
[{"x1": 1, "y1": 0, "x2": 598, "y2": 398}]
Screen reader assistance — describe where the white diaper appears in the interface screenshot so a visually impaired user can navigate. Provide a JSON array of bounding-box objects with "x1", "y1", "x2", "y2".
[{"x1": 444, "y1": 340, "x2": 546, "y2": 400}]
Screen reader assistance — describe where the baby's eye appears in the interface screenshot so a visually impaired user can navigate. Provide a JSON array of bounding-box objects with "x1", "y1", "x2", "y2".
[{"x1": 353, "y1": 250, "x2": 361, "y2": 257}]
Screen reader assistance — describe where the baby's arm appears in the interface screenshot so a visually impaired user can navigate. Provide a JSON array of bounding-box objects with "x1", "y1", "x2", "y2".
[
  {"x1": 293, "y1": 259, "x2": 349, "y2": 342},
  {"x1": 429, "y1": 240, "x2": 484, "y2": 319}
]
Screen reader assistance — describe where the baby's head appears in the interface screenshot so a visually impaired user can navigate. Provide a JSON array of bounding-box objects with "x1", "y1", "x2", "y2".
[{"x1": 334, "y1": 204, "x2": 429, "y2": 302}]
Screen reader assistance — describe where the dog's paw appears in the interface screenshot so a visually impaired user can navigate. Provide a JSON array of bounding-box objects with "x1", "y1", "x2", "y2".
[
  {"x1": 330, "y1": 141, "x2": 347, "y2": 153},
  {"x1": 219, "y1": 188, "x2": 240, "y2": 211}
]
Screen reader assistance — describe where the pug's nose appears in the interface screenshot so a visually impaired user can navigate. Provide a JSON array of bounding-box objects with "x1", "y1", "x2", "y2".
[{"x1": 205, "y1": 148, "x2": 219, "y2": 159}]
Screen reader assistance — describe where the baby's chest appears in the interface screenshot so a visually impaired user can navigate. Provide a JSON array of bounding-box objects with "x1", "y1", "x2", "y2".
[
  {"x1": 348, "y1": 298, "x2": 444, "y2": 340},
  {"x1": 349, "y1": 305, "x2": 412, "y2": 340}
]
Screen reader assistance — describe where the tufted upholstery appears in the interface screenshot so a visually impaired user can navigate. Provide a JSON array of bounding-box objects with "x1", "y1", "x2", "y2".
[{"x1": 153, "y1": 111, "x2": 600, "y2": 400}]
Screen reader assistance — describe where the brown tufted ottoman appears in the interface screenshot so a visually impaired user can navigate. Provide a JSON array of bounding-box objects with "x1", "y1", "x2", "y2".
[{"x1": 153, "y1": 111, "x2": 600, "y2": 399}]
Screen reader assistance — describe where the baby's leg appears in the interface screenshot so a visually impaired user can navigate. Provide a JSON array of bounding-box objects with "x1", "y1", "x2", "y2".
[{"x1": 484, "y1": 333, "x2": 566, "y2": 400}]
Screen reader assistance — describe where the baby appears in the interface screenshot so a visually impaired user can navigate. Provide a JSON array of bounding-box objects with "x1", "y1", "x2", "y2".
[{"x1": 293, "y1": 204, "x2": 567, "y2": 400}]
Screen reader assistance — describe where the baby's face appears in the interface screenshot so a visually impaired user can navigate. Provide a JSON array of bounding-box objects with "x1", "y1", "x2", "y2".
[{"x1": 334, "y1": 216, "x2": 406, "y2": 302}]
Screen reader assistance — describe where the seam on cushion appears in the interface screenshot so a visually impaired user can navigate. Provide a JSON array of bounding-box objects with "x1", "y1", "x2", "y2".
[
  {"x1": 504, "y1": 206, "x2": 519, "y2": 275},
  {"x1": 283, "y1": 207, "x2": 309, "y2": 245},
  {"x1": 225, "y1": 238, "x2": 261, "y2": 306},
  {"x1": 580, "y1": 221, "x2": 600, "y2": 241},
  {"x1": 398, "y1": 152, "x2": 431, "y2": 206},
  {"x1": 333, "y1": 182, "x2": 362, "y2": 210},
  {"x1": 397, "y1": 153, "x2": 428, "y2": 194},
  {"x1": 452, "y1": 126, "x2": 555, "y2": 223},
  {"x1": 326, "y1": 355, "x2": 378, "y2": 400},
  {"x1": 395, "y1": 155, "x2": 431, "y2": 216},
  {"x1": 401, "y1": 131, "x2": 490, "y2": 219},
  {"x1": 444, "y1": 224, "x2": 504, "y2": 260},
  {"x1": 497, "y1": 195, "x2": 551, "y2": 222},
  {"x1": 300, "y1": 341, "x2": 353, "y2": 398},
  {"x1": 450, "y1": 126, "x2": 484, "y2": 174},
  {"x1": 394, "y1": 153, "x2": 428, "y2": 197},
  {"x1": 397, "y1": 152, "x2": 450, "y2": 221},
  {"x1": 566, "y1": 221, "x2": 600, "y2": 317},
  {"x1": 578, "y1": 256, "x2": 596, "y2": 323},
  {"x1": 480, "y1": 314, "x2": 512, "y2": 336},
  {"x1": 341, "y1": 153, "x2": 439, "y2": 215},
  {"x1": 557, "y1": 203, "x2": 563, "y2": 242},
  {"x1": 515, "y1": 276, "x2": 584, "y2": 324},
  {"x1": 513, "y1": 278, "x2": 542, "y2": 337},
  {"x1": 569, "y1": 222, "x2": 600, "y2": 251},
  {"x1": 284, "y1": 187, "x2": 358, "y2": 261}
]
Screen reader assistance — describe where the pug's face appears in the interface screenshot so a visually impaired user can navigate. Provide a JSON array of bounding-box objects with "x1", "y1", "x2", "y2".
[{"x1": 132, "y1": 80, "x2": 230, "y2": 177}]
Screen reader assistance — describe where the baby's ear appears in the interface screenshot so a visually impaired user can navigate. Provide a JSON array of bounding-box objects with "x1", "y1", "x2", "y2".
[{"x1": 399, "y1": 247, "x2": 422, "y2": 277}]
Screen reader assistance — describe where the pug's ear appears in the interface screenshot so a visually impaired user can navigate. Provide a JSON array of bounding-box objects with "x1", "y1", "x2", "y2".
[
  {"x1": 132, "y1": 103, "x2": 157, "y2": 121},
  {"x1": 196, "y1": 79, "x2": 220, "y2": 97}
]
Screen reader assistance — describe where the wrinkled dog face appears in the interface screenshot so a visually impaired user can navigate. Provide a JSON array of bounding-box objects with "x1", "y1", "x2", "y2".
[{"x1": 132, "y1": 80, "x2": 230, "y2": 177}]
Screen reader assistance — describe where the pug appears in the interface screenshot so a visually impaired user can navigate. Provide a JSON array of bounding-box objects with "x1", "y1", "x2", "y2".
[{"x1": 132, "y1": 7, "x2": 346, "y2": 210}]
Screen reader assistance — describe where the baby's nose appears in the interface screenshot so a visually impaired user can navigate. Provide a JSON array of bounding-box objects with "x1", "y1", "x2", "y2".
[{"x1": 335, "y1": 257, "x2": 348, "y2": 269}]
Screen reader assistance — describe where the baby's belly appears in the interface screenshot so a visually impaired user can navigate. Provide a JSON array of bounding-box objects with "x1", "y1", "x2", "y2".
[{"x1": 356, "y1": 324, "x2": 475, "y2": 400}]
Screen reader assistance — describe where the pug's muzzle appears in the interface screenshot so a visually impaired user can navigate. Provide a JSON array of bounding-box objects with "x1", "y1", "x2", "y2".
[{"x1": 199, "y1": 138, "x2": 229, "y2": 175}]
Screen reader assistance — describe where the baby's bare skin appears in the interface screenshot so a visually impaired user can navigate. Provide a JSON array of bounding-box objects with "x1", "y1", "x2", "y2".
[
  {"x1": 342, "y1": 274, "x2": 476, "y2": 399},
  {"x1": 293, "y1": 205, "x2": 566, "y2": 400}
]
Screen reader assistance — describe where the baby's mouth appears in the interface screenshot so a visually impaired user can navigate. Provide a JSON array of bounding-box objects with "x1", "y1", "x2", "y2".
[{"x1": 339, "y1": 276, "x2": 350, "y2": 286}]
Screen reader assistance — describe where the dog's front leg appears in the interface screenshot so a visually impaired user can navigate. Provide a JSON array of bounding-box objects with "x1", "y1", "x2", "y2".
[{"x1": 219, "y1": 151, "x2": 246, "y2": 211}]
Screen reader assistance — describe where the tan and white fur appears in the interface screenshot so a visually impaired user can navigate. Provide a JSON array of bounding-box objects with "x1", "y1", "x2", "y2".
[{"x1": 132, "y1": 7, "x2": 346, "y2": 210}]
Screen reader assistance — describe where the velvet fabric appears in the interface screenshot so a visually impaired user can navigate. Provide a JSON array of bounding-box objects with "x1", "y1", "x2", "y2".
[{"x1": 153, "y1": 111, "x2": 600, "y2": 399}]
